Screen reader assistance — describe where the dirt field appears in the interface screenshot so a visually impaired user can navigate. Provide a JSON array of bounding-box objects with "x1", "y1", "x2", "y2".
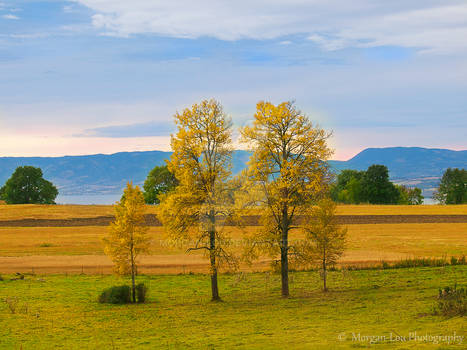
[{"x1": 1, "y1": 214, "x2": 466, "y2": 227}]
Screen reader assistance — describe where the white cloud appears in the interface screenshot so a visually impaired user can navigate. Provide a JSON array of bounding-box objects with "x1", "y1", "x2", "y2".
[
  {"x1": 74, "y1": 0, "x2": 467, "y2": 54},
  {"x1": 9, "y1": 33, "x2": 49, "y2": 39},
  {"x1": 63, "y1": 5, "x2": 74, "y2": 13},
  {"x1": 2, "y1": 14, "x2": 19, "y2": 20}
]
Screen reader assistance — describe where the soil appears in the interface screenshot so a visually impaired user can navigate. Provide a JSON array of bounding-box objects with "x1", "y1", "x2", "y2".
[{"x1": 0, "y1": 214, "x2": 466, "y2": 227}]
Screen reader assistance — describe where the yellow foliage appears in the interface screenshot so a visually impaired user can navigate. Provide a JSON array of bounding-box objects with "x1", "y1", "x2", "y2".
[
  {"x1": 299, "y1": 198, "x2": 347, "y2": 291},
  {"x1": 240, "y1": 101, "x2": 333, "y2": 254},
  {"x1": 158, "y1": 99, "x2": 239, "y2": 292},
  {"x1": 103, "y1": 182, "x2": 150, "y2": 275},
  {"x1": 240, "y1": 100, "x2": 333, "y2": 295},
  {"x1": 302, "y1": 198, "x2": 347, "y2": 266}
]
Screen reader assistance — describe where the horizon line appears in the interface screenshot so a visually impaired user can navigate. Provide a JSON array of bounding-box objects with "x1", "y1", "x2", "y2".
[{"x1": 0, "y1": 146, "x2": 466, "y2": 163}]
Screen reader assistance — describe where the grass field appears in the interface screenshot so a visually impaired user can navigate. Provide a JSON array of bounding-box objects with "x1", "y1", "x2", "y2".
[
  {"x1": 0, "y1": 223, "x2": 466, "y2": 274},
  {"x1": 0, "y1": 266, "x2": 466, "y2": 349},
  {"x1": 1, "y1": 204, "x2": 466, "y2": 220},
  {"x1": 0, "y1": 204, "x2": 466, "y2": 349}
]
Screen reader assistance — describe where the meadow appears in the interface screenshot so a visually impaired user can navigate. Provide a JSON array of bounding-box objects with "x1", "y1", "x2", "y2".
[
  {"x1": 0, "y1": 266, "x2": 466, "y2": 349},
  {"x1": 0, "y1": 204, "x2": 465, "y2": 349}
]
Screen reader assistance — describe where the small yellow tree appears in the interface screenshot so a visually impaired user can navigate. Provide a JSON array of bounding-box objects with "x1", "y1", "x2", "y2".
[
  {"x1": 241, "y1": 101, "x2": 332, "y2": 297},
  {"x1": 104, "y1": 182, "x2": 150, "y2": 303},
  {"x1": 300, "y1": 198, "x2": 347, "y2": 292}
]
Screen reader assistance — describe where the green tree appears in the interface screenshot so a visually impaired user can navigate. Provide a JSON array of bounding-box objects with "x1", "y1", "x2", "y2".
[
  {"x1": 361, "y1": 165, "x2": 399, "y2": 204},
  {"x1": 143, "y1": 165, "x2": 178, "y2": 204},
  {"x1": 433, "y1": 168, "x2": 467, "y2": 204},
  {"x1": 0, "y1": 166, "x2": 58, "y2": 204},
  {"x1": 297, "y1": 198, "x2": 346, "y2": 292},
  {"x1": 330, "y1": 170, "x2": 365, "y2": 204},
  {"x1": 241, "y1": 101, "x2": 332, "y2": 297},
  {"x1": 397, "y1": 185, "x2": 423, "y2": 205},
  {"x1": 103, "y1": 182, "x2": 150, "y2": 303},
  {"x1": 158, "y1": 99, "x2": 238, "y2": 301}
]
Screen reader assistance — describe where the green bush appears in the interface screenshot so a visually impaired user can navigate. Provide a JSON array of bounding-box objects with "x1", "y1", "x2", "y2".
[
  {"x1": 434, "y1": 285, "x2": 467, "y2": 317},
  {"x1": 0, "y1": 275, "x2": 3, "y2": 281},
  {"x1": 136, "y1": 283, "x2": 148, "y2": 303},
  {"x1": 98, "y1": 285, "x2": 131, "y2": 304}
]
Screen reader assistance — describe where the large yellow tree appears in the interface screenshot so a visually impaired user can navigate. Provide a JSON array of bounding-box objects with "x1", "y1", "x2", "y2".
[
  {"x1": 241, "y1": 101, "x2": 332, "y2": 297},
  {"x1": 104, "y1": 182, "x2": 150, "y2": 303},
  {"x1": 158, "y1": 99, "x2": 236, "y2": 301}
]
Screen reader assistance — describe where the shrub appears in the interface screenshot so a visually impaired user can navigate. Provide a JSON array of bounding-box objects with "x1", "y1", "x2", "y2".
[
  {"x1": 0, "y1": 275, "x2": 3, "y2": 281},
  {"x1": 98, "y1": 285, "x2": 131, "y2": 304},
  {"x1": 136, "y1": 283, "x2": 148, "y2": 303},
  {"x1": 434, "y1": 285, "x2": 467, "y2": 317},
  {"x1": 451, "y1": 256, "x2": 466, "y2": 266}
]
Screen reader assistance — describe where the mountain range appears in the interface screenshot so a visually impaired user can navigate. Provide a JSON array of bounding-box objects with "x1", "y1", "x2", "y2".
[{"x1": 0, "y1": 147, "x2": 465, "y2": 201}]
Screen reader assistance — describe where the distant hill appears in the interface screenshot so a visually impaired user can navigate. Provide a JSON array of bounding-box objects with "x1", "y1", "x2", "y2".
[
  {"x1": 329, "y1": 147, "x2": 467, "y2": 197},
  {"x1": 329, "y1": 147, "x2": 467, "y2": 178},
  {"x1": 0, "y1": 150, "x2": 252, "y2": 196},
  {"x1": 0, "y1": 147, "x2": 465, "y2": 200}
]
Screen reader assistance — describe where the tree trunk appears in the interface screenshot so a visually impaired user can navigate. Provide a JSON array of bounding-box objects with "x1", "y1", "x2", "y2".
[
  {"x1": 281, "y1": 244, "x2": 289, "y2": 297},
  {"x1": 281, "y1": 205, "x2": 289, "y2": 297},
  {"x1": 130, "y1": 242, "x2": 136, "y2": 303},
  {"x1": 322, "y1": 256, "x2": 327, "y2": 292},
  {"x1": 209, "y1": 211, "x2": 220, "y2": 301},
  {"x1": 281, "y1": 188, "x2": 289, "y2": 298},
  {"x1": 210, "y1": 254, "x2": 220, "y2": 301}
]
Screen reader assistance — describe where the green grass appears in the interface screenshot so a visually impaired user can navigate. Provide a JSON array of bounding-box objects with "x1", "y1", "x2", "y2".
[{"x1": 0, "y1": 267, "x2": 466, "y2": 349}]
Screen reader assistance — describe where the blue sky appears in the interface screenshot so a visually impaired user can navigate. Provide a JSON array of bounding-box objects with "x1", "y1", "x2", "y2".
[{"x1": 0, "y1": 0, "x2": 466, "y2": 159}]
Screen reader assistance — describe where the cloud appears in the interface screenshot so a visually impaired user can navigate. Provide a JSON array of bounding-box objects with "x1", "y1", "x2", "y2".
[
  {"x1": 78, "y1": 121, "x2": 175, "y2": 138},
  {"x1": 2, "y1": 14, "x2": 19, "y2": 20},
  {"x1": 9, "y1": 33, "x2": 49, "y2": 39},
  {"x1": 73, "y1": 0, "x2": 467, "y2": 54},
  {"x1": 63, "y1": 5, "x2": 74, "y2": 13}
]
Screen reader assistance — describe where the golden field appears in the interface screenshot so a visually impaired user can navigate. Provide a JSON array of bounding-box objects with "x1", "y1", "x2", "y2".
[
  {"x1": 0, "y1": 202, "x2": 466, "y2": 274},
  {"x1": 1, "y1": 203, "x2": 466, "y2": 220}
]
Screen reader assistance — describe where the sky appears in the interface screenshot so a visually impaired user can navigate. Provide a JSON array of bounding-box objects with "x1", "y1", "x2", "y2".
[{"x1": 0, "y1": 0, "x2": 466, "y2": 160}]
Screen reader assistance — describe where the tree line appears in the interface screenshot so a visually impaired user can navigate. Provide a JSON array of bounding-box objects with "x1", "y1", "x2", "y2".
[{"x1": 330, "y1": 166, "x2": 424, "y2": 205}]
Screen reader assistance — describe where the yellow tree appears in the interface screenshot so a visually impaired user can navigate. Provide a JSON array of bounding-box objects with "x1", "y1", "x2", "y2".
[
  {"x1": 104, "y1": 182, "x2": 150, "y2": 303},
  {"x1": 299, "y1": 198, "x2": 347, "y2": 292},
  {"x1": 158, "y1": 99, "x2": 237, "y2": 301},
  {"x1": 241, "y1": 101, "x2": 332, "y2": 297}
]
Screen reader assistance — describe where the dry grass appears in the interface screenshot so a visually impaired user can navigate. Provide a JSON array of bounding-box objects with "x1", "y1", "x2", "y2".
[
  {"x1": 0, "y1": 223, "x2": 465, "y2": 274},
  {"x1": 0, "y1": 204, "x2": 159, "y2": 220},
  {"x1": 336, "y1": 204, "x2": 467, "y2": 215},
  {"x1": 1, "y1": 204, "x2": 466, "y2": 221}
]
